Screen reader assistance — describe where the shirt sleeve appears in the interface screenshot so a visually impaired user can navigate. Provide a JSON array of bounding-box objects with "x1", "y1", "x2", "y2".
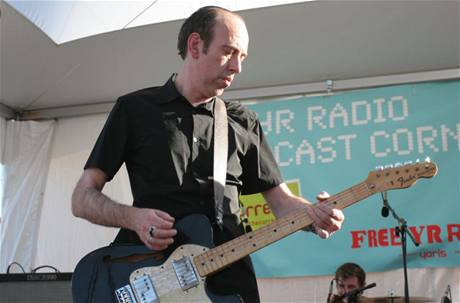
[
  {"x1": 240, "y1": 118, "x2": 283, "y2": 195},
  {"x1": 84, "y1": 98, "x2": 128, "y2": 181}
]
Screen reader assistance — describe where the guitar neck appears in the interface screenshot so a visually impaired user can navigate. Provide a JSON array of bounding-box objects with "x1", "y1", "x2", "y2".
[{"x1": 193, "y1": 181, "x2": 372, "y2": 277}]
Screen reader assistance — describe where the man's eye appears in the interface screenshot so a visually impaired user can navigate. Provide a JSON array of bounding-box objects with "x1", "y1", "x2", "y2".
[{"x1": 223, "y1": 48, "x2": 233, "y2": 55}]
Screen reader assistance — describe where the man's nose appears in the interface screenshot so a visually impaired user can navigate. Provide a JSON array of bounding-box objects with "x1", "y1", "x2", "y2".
[{"x1": 228, "y1": 55, "x2": 242, "y2": 74}]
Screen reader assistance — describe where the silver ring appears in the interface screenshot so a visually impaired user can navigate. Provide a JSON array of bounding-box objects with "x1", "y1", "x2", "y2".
[{"x1": 149, "y1": 226, "x2": 156, "y2": 238}]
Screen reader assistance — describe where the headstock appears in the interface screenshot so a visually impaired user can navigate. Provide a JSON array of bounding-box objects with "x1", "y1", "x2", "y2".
[{"x1": 365, "y1": 159, "x2": 438, "y2": 194}]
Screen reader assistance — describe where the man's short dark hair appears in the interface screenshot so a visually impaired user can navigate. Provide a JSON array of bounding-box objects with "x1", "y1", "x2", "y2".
[
  {"x1": 177, "y1": 6, "x2": 243, "y2": 60},
  {"x1": 335, "y1": 262, "x2": 366, "y2": 287}
]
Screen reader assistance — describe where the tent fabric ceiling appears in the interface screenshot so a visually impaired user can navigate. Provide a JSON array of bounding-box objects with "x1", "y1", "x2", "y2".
[
  {"x1": 6, "y1": 0, "x2": 310, "y2": 44},
  {"x1": 0, "y1": 1, "x2": 459, "y2": 117}
]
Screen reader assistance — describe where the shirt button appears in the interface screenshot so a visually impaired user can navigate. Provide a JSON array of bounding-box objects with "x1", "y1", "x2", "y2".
[{"x1": 193, "y1": 137, "x2": 199, "y2": 143}]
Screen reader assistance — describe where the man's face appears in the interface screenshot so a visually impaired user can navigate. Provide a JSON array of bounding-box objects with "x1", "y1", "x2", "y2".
[
  {"x1": 195, "y1": 13, "x2": 249, "y2": 98},
  {"x1": 336, "y1": 276, "x2": 361, "y2": 296}
]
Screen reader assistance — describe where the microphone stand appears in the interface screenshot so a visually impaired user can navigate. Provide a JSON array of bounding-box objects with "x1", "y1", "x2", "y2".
[
  {"x1": 326, "y1": 279, "x2": 334, "y2": 303},
  {"x1": 340, "y1": 283, "x2": 377, "y2": 303},
  {"x1": 381, "y1": 192, "x2": 420, "y2": 303}
]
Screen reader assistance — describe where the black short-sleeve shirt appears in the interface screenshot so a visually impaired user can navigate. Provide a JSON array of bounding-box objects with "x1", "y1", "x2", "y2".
[{"x1": 85, "y1": 75, "x2": 283, "y2": 241}]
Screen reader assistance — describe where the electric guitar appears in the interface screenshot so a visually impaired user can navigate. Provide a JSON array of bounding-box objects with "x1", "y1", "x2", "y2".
[{"x1": 72, "y1": 160, "x2": 437, "y2": 303}]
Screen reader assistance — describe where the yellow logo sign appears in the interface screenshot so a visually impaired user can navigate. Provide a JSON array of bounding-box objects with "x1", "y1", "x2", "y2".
[{"x1": 240, "y1": 180, "x2": 301, "y2": 230}]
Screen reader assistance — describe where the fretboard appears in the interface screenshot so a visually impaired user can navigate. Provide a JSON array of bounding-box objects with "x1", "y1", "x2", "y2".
[{"x1": 193, "y1": 181, "x2": 372, "y2": 277}]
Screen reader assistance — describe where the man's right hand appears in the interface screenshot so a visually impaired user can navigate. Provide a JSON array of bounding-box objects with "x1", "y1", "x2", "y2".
[
  {"x1": 72, "y1": 168, "x2": 177, "y2": 252},
  {"x1": 132, "y1": 208, "x2": 177, "y2": 251}
]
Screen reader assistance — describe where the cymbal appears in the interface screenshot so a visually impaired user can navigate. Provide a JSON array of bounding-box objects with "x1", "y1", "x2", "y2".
[{"x1": 359, "y1": 296, "x2": 435, "y2": 303}]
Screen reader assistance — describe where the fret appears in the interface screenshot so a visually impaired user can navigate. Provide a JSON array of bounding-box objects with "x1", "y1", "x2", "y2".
[
  {"x1": 194, "y1": 183, "x2": 372, "y2": 276},
  {"x1": 193, "y1": 161, "x2": 437, "y2": 277}
]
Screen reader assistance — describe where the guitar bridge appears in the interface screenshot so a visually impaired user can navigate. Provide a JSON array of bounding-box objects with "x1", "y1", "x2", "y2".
[
  {"x1": 115, "y1": 274, "x2": 159, "y2": 303},
  {"x1": 172, "y1": 256, "x2": 199, "y2": 291},
  {"x1": 115, "y1": 284, "x2": 136, "y2": 303}
]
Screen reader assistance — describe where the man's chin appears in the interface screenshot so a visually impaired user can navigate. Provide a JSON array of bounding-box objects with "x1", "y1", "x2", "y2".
[{"x1": 212, "y1": 88, "x2": 225, "y2": 97}]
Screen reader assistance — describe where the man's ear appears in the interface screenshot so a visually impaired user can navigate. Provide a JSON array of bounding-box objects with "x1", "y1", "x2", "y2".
[{"x1": 187, "y1": 33, "x2": 202, "y2": 59}]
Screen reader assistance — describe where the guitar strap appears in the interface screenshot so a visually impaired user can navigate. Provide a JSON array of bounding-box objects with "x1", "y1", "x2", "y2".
[{"x1": 213, "y1": 97, "x2": 228, "y2": 229}]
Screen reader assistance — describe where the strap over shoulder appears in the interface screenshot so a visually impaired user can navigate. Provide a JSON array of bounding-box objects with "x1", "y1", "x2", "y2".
[{"x1": 213, "y1": 97, "x2": 228, "y2": 228}]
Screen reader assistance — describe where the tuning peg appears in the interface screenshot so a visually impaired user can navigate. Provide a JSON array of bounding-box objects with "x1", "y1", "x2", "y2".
[
  {"x1": 425, "y1": 157, "x2": 431, "y2": 163},
  {"x1": 375, "y1": 166, "x2": 384, "y2": 171},
  {"x1": 394, "y1": 162, "x2": 402, "y2": 167}
]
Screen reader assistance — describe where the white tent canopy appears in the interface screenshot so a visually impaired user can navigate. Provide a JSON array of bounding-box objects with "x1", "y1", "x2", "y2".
[
  {"x1": 1, "y1": 0, "x2": 459, "y2": 118},
  {"x1": 7, "y1": 0, "x2": 312, "y2": 44},
  {"x1": 0, "y1": 1, "x2": 459, "y2": 302}
]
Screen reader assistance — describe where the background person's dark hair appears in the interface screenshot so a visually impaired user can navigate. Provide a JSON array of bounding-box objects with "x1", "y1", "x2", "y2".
[
  {"x1": 335, "y1": 262, "x2": 366, "y2": 287},
  {"x1": 177, "y1": 6, "x2": 243, "y2": 60}
]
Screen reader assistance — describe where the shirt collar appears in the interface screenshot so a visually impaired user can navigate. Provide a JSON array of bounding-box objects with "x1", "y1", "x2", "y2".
[
  {"x1": 156, "y1": 74, "x2": 216, "y2": 113},
  {"x1": 155, "y1": 74, "x2": 182, "y2": 104}
]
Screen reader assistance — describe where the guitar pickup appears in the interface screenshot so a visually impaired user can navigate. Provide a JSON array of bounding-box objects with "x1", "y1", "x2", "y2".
[
  {"x1": 172, "y1": 256, "x2": 199, "y2": 291},
  {"x1": 115, "y1": 284, "x2": 136, "y2": 303}
]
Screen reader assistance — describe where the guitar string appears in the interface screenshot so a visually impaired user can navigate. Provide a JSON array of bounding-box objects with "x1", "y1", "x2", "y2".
[
  {"x1": 198, "y1": 183, "x2": 371, "y2": 274},
  {"x1": 196, "y1": 164, "x2": 434, "y2": 275},
  {"x1": 196, "y1": 182, "x2": 373, "y2": 275}
]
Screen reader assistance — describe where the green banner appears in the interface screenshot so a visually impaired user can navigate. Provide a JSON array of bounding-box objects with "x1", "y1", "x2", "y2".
[{"x1": 244, "y1": 80, "x2": 460, "y2": 277}]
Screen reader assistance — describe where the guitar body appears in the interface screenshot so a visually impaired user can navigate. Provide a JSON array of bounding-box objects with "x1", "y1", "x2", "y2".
[{"x1": 72, "y1": 214, "x2": 242, "y2": 303}]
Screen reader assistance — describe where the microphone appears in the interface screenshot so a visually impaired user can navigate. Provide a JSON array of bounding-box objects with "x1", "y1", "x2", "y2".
[
  {"x1": 441, "y1": 285, "x2": 452, "y2": 303},
  {"x1": 381, "y1": 206, "x2": 389, "y2": 217},
  {"x1": 326, "y1": 278, "x2": 335, "y2": 303},
  {"x1": 340, "y1": 283, "x2": 377, "y2": 301},
  {"x1": 381, "y1": 192, "x2": 389, "y2": 217}
]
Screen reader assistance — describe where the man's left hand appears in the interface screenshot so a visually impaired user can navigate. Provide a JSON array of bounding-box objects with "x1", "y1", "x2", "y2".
[{"x1": 307, "y1": 191, "x2": 344, "y2": 239}]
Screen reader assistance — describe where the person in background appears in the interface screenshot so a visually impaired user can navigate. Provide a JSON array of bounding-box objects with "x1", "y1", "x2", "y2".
[{"x1": 328, "y1": 262, "x2": 367, "y2": 303}]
